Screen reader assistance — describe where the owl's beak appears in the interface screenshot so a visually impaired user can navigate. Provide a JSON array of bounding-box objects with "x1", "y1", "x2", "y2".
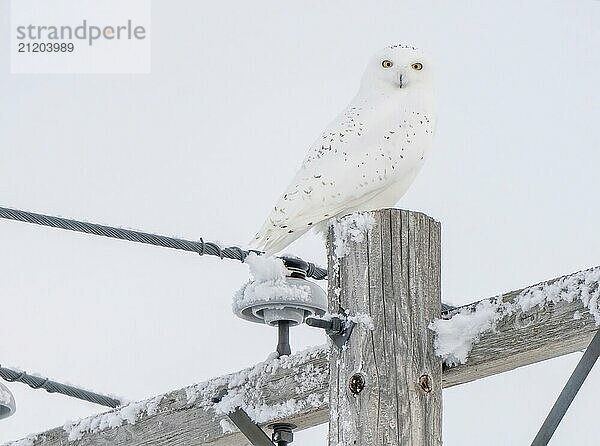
[{"x1": 397, "y1": 73, "x2": 403, "y2": 88}]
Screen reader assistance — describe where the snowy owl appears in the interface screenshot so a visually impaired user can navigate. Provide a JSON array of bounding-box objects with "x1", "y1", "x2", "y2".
[{"x1": 252, "y1": 44, "x2": 436, "y2": 254}]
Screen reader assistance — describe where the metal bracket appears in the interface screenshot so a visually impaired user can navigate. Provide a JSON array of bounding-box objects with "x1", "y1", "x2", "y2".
[
  {"x1": 305, "y1": 315, "x2": 356, "y2": 350},
  {"x1": 212, "y1": 390, "x2": 295, "y2": 446}
]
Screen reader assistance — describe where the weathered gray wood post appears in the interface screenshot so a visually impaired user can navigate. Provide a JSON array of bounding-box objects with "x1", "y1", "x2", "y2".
[{"x1": 327, "y1": 208, "x2": 442, "y2": 446}]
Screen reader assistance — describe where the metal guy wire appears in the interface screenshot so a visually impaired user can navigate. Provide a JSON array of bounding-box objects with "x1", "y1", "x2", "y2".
[
  {"x1": 0, "y1": 206, "x2": 328, "y2": 280},
  {"x1": 0, "y1": 365, "x2": 121, "y2": 408}
]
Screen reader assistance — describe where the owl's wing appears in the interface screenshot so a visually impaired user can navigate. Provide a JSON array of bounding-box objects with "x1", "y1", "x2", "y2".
[
  {"x1": 250, "y1": 151, "x2": 396, "y2": 254},
  {"x1": 251, "y1": 96, "x2": 425, "y2": 254}
]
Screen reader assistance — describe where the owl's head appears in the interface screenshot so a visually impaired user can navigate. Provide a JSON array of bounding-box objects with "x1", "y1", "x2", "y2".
[{"x1": 361, "y1": 45, "x2": 434, "y2": 91}]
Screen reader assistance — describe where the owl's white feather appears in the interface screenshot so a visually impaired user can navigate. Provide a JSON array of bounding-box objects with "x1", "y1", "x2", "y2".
[{"x1": 252, "y1": 45, "x2": 436, "y2": 254}]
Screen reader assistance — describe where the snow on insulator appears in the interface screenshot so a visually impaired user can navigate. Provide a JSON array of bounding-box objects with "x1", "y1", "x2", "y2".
[{"x1": 234, "y1": 254, "x2": 327, "y2": 327}]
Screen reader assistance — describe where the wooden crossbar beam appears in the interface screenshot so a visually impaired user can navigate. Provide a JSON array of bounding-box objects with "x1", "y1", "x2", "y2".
[
  {"x1": 9, "y1": 266, "x2": 599, "y2": 446},
  {"x1": 443, "y1": 266, "x2": 599, "y2": 387}
]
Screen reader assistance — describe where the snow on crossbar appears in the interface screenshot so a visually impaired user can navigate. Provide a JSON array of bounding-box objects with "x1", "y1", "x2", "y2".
[{"x1": 5, "y1": 346, "x2": 329, "y2": 446}]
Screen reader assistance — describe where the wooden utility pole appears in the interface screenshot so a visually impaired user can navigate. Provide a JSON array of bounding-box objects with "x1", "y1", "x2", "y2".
[{"x1": 328, "y1": 209, "x2": 442, "y2": 446}]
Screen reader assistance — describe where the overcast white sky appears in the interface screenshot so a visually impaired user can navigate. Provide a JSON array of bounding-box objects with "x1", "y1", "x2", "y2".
[{"x1": 1, "y1": 0, "x2": 600, "y2": 444}]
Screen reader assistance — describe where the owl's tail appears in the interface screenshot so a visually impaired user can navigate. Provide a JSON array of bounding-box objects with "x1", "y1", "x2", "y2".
[{"x1": 249, "y1": 223, "x2": 305, "y2": 256}]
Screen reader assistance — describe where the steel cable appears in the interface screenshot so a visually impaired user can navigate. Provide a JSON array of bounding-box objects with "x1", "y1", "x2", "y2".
[
  {"x1": 0, "y1": 365, "x2": 121, "y2": 408},
  {"x1": 0, "y1": 206, "x2": 328, "y2": 280}
]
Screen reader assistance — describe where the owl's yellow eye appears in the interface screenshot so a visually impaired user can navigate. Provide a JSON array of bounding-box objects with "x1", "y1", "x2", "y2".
[
  {"x1": 381, "y1": 60, "x2": 393, "y2": 68},
  {"x1": 411, "y1": 62, "x2": 423, "y2": 71}
]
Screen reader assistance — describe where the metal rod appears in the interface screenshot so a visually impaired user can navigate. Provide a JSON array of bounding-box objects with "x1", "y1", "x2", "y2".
[
  {"x1": 277, "y1": 321, "x2": 291, "y2": 357},
  {"x1": 531, "y1": 329, "x2": 600, "y2": 446},
  {"x1": 305, "y1": 317, "x2": 331, "y2": 330},
  {"x1": 227, "y1": 408, "x2": 274, "y2": 446}
]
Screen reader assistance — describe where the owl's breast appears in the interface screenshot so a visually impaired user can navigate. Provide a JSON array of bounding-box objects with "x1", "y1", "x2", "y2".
[{"x1": 375, "y1": 108, "x2": 435, "y2": 165}]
